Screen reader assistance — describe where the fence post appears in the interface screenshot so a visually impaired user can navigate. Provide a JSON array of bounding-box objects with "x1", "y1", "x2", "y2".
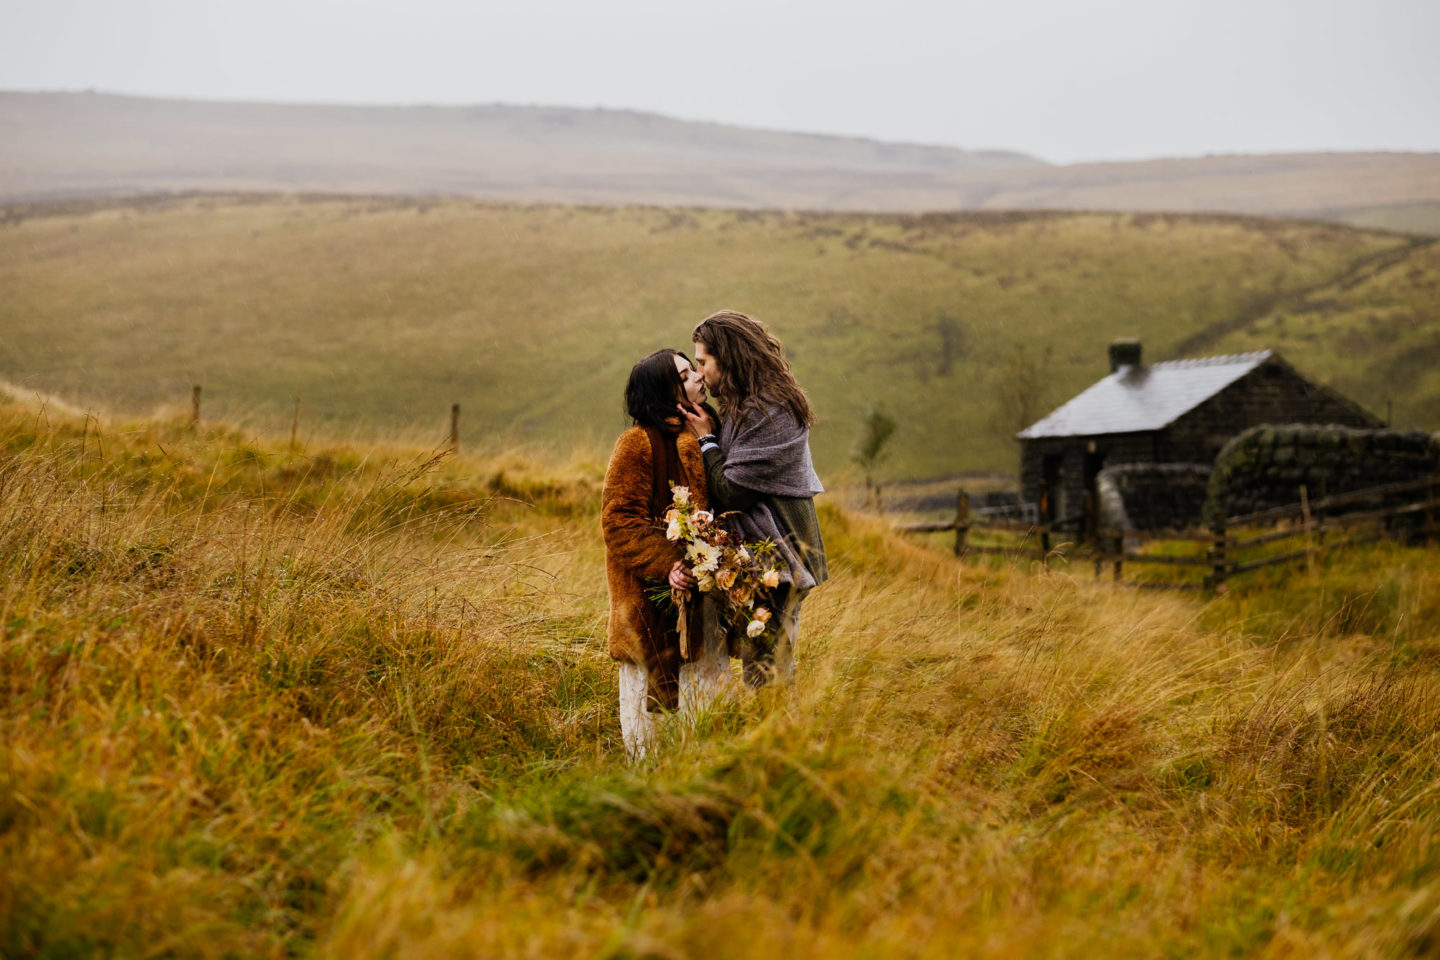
[
  {"x1": 190, "y1": 385, "x2": 202, "y2": 431},
  {"x1": 290, "y1": 396, "x2": 300, "y2": 452},
  {"x1": 1428, "y1": 473, "x2": 1438, "y2": 545},
  {"x1": 1112, "y1": 531, "x2": 1123, "y2": 582},
  {"x1": 1207, "y1": 518, "x2": 1228, "y2": 593},
  {"x1": 449, "y1": 403, "x2": 460, "y2": 453},
  {"x1": 954, "y1": 490, "x2": 969, "y2": 558},
  {"x1": 1094, "y1": 527, "x2": 1105, "y2": 578},
  {"x1": 1300, "y1": 484, "x2": 1315, "y2": 575}
]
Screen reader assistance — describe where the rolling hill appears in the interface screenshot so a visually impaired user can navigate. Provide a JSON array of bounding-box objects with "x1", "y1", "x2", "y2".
[
  {"x1": 1, "y1": 193, "x2": 1435, "y2": 482},
  {"x1": 4, "y1": 91, "x2": 1440, "y2": 232},
  {"x1": 0, "y1": 91, "x2": 1039, "y2": 205}
]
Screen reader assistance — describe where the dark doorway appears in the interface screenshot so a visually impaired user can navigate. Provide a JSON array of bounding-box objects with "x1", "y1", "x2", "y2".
[{"x1": 1041, "y1": 454, "x2": 1063, "y2": 523}]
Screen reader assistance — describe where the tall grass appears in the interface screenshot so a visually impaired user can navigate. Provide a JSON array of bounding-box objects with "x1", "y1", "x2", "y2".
[{"x1": 3, "y1": 396, "x2": 1440, "y2": 957}]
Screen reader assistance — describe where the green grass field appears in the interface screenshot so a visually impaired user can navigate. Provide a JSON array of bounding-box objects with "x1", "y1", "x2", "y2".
[
  {"x1": 4, "y1": 393, "x2": 1440, "y2": 957},
  {"x1": 3, "y1": 195, "x2": 1435, "y2": 485}
]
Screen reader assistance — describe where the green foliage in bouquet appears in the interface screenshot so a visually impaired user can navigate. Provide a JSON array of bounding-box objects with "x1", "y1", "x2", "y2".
[{"x1": 662, "y1": 484, "x2": 788, "y2": 653}]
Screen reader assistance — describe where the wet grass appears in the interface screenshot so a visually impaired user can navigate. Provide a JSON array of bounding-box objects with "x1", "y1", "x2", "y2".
[{"x1": 3, "y1": 395, "x2": 1440, "y2": 956}]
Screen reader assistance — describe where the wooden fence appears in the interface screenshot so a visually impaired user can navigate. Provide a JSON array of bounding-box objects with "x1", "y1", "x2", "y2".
[
  {"x1": 187, "y1": 384, "x2": 466, "y2": 453},
  {"x1": 899, "y1": 475, "x2": 1440, "y2": 591}
]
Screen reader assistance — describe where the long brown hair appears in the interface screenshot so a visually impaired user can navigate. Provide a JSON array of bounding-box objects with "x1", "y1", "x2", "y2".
[{"x1": 691, "y1": 311, "x2": 815, "y2": 428}]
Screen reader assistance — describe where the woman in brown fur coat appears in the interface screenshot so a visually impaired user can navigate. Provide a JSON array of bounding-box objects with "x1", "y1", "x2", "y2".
[{"x1": 602, "y1": 349, "x2": 728, "y2": 759}]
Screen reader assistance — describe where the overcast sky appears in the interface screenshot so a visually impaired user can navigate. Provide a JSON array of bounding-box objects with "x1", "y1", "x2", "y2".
[{"x1": 2, "y1": 0, "x2": 1436, "y2": 164}]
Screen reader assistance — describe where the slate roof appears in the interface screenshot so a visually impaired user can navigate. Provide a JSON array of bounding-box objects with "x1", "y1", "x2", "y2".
[{"x1": 1017, "y1": 350, "x2": 1274, "y2": 440}]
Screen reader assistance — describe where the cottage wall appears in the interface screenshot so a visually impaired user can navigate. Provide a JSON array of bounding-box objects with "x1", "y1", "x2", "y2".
[
  {"x1": 1018, "y1": 440, "x2": 1060, "y2": 512},
  {"x1": 1164, "y1": 362, "x2": 1381, "y2": 463},
  {"x1": 1020, "y1": 432, "x2": 1154, "y2": 529}
]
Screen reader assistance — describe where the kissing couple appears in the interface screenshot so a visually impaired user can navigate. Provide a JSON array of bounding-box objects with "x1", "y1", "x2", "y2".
[{"x1": 600, "y1": 310, "x2": 829, "y2": 760}]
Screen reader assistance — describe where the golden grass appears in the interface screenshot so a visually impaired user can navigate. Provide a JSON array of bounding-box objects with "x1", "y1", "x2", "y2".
[{"x1": 3, "y1": 394, "x2": 1440, "y2": 957}]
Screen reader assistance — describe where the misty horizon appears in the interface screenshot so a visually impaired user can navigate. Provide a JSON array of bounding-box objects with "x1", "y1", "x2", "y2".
[
  {"x1": 3, "y1": 0, "x2": 1437, "y2": 166},
  {"x1": 11, "y1": 85, "x2": 1440, "y2": 168}
]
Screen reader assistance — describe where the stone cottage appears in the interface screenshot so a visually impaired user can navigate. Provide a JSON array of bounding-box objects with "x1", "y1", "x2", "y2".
[{"x1": 1016, "y1": 340, "x2": 1382, "y2": 531}]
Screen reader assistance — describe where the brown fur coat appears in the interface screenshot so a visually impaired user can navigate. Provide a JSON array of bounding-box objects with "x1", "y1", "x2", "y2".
[{"x1": 602, "y1": 425, "x2": 708, "y2": 709}]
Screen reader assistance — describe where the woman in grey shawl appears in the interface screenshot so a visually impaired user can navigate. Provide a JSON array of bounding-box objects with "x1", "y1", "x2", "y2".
[{"x1": 679, "y1": 310, "x2": 828, "y2": 687}]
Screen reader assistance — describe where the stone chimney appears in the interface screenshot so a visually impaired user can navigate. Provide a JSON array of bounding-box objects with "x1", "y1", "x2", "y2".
[{"x1": 1109, "y1": 338, "x2": 1142, "y2": 372}]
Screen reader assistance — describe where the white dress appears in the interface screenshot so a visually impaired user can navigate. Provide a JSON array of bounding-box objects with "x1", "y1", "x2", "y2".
[{"x1": 619, "y1": 598, "x2": 731, "y2": 761}]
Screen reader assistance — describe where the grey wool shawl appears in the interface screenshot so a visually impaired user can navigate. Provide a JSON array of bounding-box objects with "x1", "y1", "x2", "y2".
[
  {"x1": 719, "y1": 403, "x2": 825, "y2": 499},
  {"x1": 715, "y1": 403, "x2": 826, "y2": 594}
]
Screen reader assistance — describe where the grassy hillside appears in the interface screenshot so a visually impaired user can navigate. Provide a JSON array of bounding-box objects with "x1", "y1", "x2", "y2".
[
  {"x1": 3, "y1": 194, "x2": 1435, "y2": 484},
  {"x1": 4, "y1": 396, "x2": 1440, "y2": 956},
  {"x1": 1206, "y1": 237, "x2": 1440, "y2": 428}
]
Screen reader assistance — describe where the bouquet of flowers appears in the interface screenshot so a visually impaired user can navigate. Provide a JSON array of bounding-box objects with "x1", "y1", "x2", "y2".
[{"x1": 660, "y1": 484, "x2": 786, "y2": 654}]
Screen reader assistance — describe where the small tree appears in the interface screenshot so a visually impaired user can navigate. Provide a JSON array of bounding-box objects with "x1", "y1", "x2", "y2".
[
  {"x1": 853, "y1": 407, "x2": 898, "y2": 512},
  {"x1": 989, "y1": 344, "x2": 1055, "y2": 444}
]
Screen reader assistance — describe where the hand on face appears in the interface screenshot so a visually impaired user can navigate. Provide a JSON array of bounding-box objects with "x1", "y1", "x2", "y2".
[
  {"x1": 670, "y1": 351, "x2": 715, "y2": 436},
  {"x1": 678, "y1": 401, "x2": 715, "y2": 438}
]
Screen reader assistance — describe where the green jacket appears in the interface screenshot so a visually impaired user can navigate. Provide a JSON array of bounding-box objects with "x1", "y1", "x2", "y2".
[{"x1": 702, "y1": 447, "x2": 829, "y2": 587}]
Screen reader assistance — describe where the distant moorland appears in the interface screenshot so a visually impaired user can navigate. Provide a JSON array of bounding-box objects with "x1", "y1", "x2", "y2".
[
  {"x1": 1, "y1": 194, "x2": 1436, "y2": 481},
  {"x1": 4, "y1": 91, "x2": 1440, "y2": 233}
]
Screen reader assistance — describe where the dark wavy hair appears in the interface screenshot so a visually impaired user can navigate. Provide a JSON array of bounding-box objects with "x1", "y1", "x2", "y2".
[
  {"x1": 691, "y1": 310, "x2": 815, "y2": 428},
  {"x1": 624, "y1": 348, "x2": 687, "y2": 430}
]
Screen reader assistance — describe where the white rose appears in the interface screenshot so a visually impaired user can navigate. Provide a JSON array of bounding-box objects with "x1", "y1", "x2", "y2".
[
  {"x1": 672, "y1": 485, "x2": 691, "y2": 505},
  {"x1": 762, "y1": 569, "x2": 781, "y2": 588},
  {"x1": 746, "y1": 619, "x2": 766, "y2": 638},
  {"x1": 691, "y1": 541, "x2": 721, "y2": 573},
  {"x1": 697, "y1": 573, "x2": 715, "y2": 592},
  {"x1": 665, "y1": 518, "x2": 683, "y2": 541}
]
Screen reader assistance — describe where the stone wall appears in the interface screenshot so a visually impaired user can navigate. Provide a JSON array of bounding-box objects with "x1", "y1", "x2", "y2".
[
  {"x1": 1204, "y1": 425, "x2": 1440, "y2": 526},
  {"x1": 1096, "y1": 463, "x2": 1213, "y2": 532}
]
